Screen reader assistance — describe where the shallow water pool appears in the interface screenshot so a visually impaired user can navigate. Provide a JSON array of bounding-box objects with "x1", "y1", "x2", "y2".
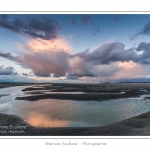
[{"x1": 0, "y1": 86, "x2": 150, "y2": 127}]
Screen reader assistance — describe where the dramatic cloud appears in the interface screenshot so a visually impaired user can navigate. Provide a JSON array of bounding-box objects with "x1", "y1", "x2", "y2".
[
  {"x1": 0, "y1": 65, "x2": 16, "y2": 75},
  {"x1": 81, "y1": 42, "x2": 150, "y2": 65},
  {"x1": 0, "y1": 37, "x2": 71, "y2": 77},
  {"x1": 19, "y1": 37, "x2": 71, "y2": 53},
  {"x1": 70, "y1": 42, "x2": 139, "y2": 64},
  {"x1": 0, "y1": 51, "x2": 70, "y2": 77},
  {"x1": 67, "y1": 42, "x2": 150, "y2": 78},
  {"x1": 1, "y1": 41, "x2": 150, "y2": 79},
  {"x1": 135, "y1": 42, "x2": 150, "y2": 52},
  {"x1": 0, "y1": 15, "x2": 61, "y2": 40}
]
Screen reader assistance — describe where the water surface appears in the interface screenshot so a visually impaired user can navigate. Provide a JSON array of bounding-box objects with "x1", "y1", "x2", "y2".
[{"x1": 0, "y1": 86, "x2": 150, "y2": 127}]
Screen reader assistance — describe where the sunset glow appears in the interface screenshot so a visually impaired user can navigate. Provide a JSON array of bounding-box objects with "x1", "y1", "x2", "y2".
[
  {"x1": 22, "y1": 37, "x2": 71, "y2": 53},
  {"x1": 27, "y1": 113, "x2": 70, "y2": 127}
]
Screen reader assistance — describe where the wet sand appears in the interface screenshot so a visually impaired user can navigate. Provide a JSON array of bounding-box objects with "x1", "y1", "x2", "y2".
[
  {"x1": 0, "y1": 111, "x2": 150, "y2": 136},
  {"x1": 1, "y1": 82, "x2": 150, "y2": 135},
  {"x1": 16, "y1": 83, "x2": 150, "y2": 101}
]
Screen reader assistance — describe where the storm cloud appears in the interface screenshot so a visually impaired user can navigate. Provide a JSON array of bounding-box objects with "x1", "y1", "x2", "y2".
[
  {"x1": 1, "y1": 41, "x2": 150, "y2": 79},
  {"x1": 0, "y1": 29, "x2": 71, "y2": 77},
  {"x1": 70, "y1": 42, "x2": 140, "y2": 64},
  {"x1": 0, "y1": 15, "x2": 61, "y2": 40},
  {"x1": 0, "y1": 51, "x2": 70, "y2": 77},
  {"x1": 68, "y1": 42, "x2": 150, "y2": 78}
]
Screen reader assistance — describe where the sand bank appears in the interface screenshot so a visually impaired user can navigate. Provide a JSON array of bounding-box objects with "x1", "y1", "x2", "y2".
[{"x1": 0, "y1": 111, "x2": 150, "y2": 136}]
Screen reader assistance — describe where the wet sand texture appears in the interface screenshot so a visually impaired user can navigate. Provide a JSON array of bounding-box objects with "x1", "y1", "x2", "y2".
[{"x1": 0, "y1": 111, "x2": 150, "y2": 136}]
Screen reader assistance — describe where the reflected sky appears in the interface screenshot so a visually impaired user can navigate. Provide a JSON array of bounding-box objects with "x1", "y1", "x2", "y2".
[{"x1": 0, "y1": 86, "x2": 150, "y2": 127}]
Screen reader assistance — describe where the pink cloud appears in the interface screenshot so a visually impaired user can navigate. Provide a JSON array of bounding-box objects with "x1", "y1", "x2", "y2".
[
  {"x1": 1, "y1": 37, "x2": 71, "y2": 77},
  {"x1": 18, "y1": 37, "x2": 71, "y2": 53}
]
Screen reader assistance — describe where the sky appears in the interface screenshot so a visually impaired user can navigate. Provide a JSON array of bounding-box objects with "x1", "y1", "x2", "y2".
[{"x1": 1, "y1": 14, "x2": 150, "y2": 83}]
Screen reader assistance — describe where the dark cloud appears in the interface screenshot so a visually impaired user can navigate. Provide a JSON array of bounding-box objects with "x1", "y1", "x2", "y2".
[
  {"x1": 2, "y1": 42, "x2": 150, "y2": 79},
  {"x1": 134, "y1": 42, "x2": 150, "y2": 64},
  {"x1": 70, "y1": 18, "x2": 76, "y2": 27},
  {"x1": 0, "y1": 52, "x2": 17, "y2": 61},
  {"x1": 0, "y1": 15, "x2": 61, "y2": 40},
  {"x1": 68, "y1": 42, "x2": 150, "y2": 78},
  {"x1": 0, "y1": 51, "x2": 70, "y2": 77},
  {"x1": 0, "y1": 65, "x2": 16, "y2": 75},
  {"x1": 131, "y1": 21, "x2": 150, "y2": 40},
  {"x1": 135, "y1": 42, "x2": 150, "y2": 52},
  {"x1": 70, "y1": 42, "x2": 139, "y2": 64},
  {"x1": 81, "y1": 15, "x2": 92, "y2": 26}
]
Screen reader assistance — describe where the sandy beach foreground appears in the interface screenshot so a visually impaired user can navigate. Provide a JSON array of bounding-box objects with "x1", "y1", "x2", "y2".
[{"x1": 0, "y1": 111, "x2": 150, "y2": 136}]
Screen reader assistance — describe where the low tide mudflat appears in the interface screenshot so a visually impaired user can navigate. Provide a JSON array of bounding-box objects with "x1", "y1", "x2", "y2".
[{"x1": 0, "y1": 82, "x2": 150, "y2": 136}]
